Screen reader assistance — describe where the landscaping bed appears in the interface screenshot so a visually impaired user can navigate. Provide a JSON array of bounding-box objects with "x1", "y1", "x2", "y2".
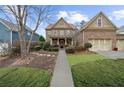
[
  {"x1": 71, "y1": 59, "x2": 124, "y2": 87},
  {"x1": 0, "y1": 67, "x2": 51, "y2": 87},
  {"x1": 0, "y1": 50, "x2": 57, "y2": 72}
]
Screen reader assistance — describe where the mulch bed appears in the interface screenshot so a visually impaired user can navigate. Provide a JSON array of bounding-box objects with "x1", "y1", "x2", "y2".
[
  {"x1": 0, "y1": 50, "x2": 58, "y2": 73},
  {"x1": 0, "y1": 56, "x2": 20, "y2": 67}
]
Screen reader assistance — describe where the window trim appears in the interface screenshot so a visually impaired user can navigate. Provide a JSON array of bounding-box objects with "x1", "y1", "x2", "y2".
[{"x1": 97, "y1": 17, "x2": 103, "y2": 28}]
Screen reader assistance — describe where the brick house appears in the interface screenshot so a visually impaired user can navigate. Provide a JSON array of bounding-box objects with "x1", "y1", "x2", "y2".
[
  {"x1": 76, "y1": 12, "x2": 124, "y2": 51},
  {"x1": 45, "y1": 18, "x2": 78, "y2": 47}
]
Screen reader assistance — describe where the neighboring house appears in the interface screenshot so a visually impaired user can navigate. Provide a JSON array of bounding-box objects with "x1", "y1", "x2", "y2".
[
  {"x1": 76, "y1": 12, "x2": 124, "y2": 51},
  {"x1": 116, "y1": 26, "x2": 124, "y2": 50},
  {"x1": 0, "y1": 18, "x2": 40, "y2": 47},
  {"x1": 45, "y1": 18, "x2": 78, "y2": 47}
]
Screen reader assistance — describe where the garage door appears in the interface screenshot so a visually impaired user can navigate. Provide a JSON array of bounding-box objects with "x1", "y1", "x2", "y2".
[
  {"x1": 89, "y1": 39, "x2": 112, "y2": 51},
  {"x1": 117, "y1": 40, "x2": 124, "y2": 50}
]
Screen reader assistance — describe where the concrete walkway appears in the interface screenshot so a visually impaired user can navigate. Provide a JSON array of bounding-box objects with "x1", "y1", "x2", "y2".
[
  {"x1": 97, "y1": 51, "x2": 124, "y2": 59},
  {"x1": 50, "y1": 49, "x2": 74, "y2": 87}
]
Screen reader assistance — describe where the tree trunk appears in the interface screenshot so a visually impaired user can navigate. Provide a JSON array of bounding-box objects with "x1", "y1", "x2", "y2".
[
  {"x1": 26, "y1": 32, "x2": 33, "y2": 53},
  {"x1": 19, "y1": 32, "x2": 28, "y2": 59}
]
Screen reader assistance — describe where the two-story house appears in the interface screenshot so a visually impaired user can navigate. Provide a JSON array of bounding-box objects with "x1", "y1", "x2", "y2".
[{"x1": 45, "y1": 18, "x2": 78, "y2": 47}]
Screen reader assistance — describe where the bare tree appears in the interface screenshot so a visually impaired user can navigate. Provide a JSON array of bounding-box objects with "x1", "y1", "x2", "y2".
[{"x1": 0, "y1": 5, "x2": 54, "y2": 58}]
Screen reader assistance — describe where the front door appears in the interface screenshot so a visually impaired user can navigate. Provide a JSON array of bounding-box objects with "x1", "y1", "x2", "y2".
[{"x1": 59, "y1": 39, "x2": 65, "y2": 48}]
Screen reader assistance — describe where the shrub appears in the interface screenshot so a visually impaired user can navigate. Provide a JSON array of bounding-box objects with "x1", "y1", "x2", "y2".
[
  {"x1": 84, "y1": 42, "x2": 92, "y2": 50},
  {"x1": 66, "y1": 47, "x2": 75, "y2": 54},
  {"x1": 33, "y1": 45, "x2": 41, "y2": 51},
  {"x1": 11, "y1": 47, "x2": 20, "y2": 56},
  {"x1": 43, "y1": 42, "x2": 51, "y2": 50},
  {"x1": 39, "y1": 35, "x2": 45, "y2": 42},
  {"x1": 75, "y1": 45, "x2": 84, "y2": 52},
  {"x1": 50, "y1": 48, "x2": 59, "y2": 52}
]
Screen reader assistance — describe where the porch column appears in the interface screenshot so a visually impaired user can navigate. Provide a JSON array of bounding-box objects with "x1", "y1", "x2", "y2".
[
  {"x1": 50, "y1": 38, "x2": 52, "y2": 45},
  {"x1": 71, "y1": 39, "x2": 73, "y2": 46},
  {"x1": 65, "y1": 38, "x2": 67, "y2": 45},
  {"x1": 57, "y1": 38, "x2": 59, "y2": 45}
]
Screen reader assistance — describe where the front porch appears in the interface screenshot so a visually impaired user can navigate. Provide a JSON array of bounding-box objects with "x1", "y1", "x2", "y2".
[{"x1": 50, "y1": 38, "x2": 74, "y2": 47}]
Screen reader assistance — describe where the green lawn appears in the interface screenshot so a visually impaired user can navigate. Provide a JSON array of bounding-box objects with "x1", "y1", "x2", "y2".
[
  {"x1": 67, "y1": 54, "x2": 108, "y2": 65},
  {"x1": 71, "y1": 59, "x2": 124, "y2": 87},
  {"x1": 0, "y1": 67, "x2": 51, "y2": 87}
]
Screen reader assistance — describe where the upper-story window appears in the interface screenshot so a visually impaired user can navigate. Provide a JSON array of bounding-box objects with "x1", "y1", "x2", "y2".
[
  {"x1": 97, "y1": 18, "x2": 102, "y2": 27},
  {"x1": 60, "y1": 30, "x2": 64, "y2": 35},
  {"x1": 47, "y1": 31, "x2": 51, "y2": 35},
  {"x1": 66, "y1": 30, "x2": 70, "y2": 35},
  {"x1": 53, "y1": 30, "x2": 58, "y2": 35}
]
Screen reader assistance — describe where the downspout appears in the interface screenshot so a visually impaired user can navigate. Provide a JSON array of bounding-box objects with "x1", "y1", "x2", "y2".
[
  {"x1": 10, "y1": 30, "x2": 12, "y2": 47},
  {"x1": 83, "y1": 30, "x2": 84, "y2": 46}
]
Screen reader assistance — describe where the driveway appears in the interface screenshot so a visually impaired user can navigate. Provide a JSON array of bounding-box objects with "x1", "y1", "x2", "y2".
[{"x1": 96, "y1": 51, "x2": 124, "y2": 59}]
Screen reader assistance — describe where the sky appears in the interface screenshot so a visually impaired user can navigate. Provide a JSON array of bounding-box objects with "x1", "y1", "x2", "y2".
[{"x1": 1, "y1": 5, "x2": 124, "y2": 38}]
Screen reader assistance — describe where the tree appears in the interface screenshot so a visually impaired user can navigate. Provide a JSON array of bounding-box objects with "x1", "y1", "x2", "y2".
[
  {"x1": 39, "y1": 35, "x2": 45, "y2": 43},
  {"x1": 80, "y1": 20, "x2": 86, "y2": 29},
  {"x1": 84, "y1": 42, "x2": 92, "y2": 51},
  {"x1": 0, "y1": 5, "x2": 53, "y2": 58}
]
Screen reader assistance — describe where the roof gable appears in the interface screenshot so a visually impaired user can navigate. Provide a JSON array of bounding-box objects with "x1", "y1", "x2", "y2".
[
  {"x1": 0, "y1": 18, "x2": 39, "y2": 35},
  {"x1": 81, "y1": 12, "x2": 117, "y2": 30},
  {"x1": 51, "y1": 17, "x2": 75, "y2": 29}
]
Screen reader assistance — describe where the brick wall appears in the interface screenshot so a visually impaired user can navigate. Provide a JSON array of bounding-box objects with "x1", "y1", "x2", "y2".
[{"x1": 77, "y1": 29, "x2": 117, "y2": 48}]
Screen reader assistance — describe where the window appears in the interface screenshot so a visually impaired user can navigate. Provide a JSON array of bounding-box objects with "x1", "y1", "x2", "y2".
[
  {"x1": 97, "y1": 18, "x2": 102, "y2": 27},
  {"x1": 47, "y1": 31, "x2": 51, "y2": 35},
  {"x1": 60, "y1": 30, "x2": 64, "y2": 35},
  {"x1": 53, "y1": 30, "x2": 58, "y2": 35},
  {"x1": 27, "y1": 32, "x2": 31, "y2": 36},
  {"x1": 66, "y1": 30, "x2": 70, "y2": 35}
]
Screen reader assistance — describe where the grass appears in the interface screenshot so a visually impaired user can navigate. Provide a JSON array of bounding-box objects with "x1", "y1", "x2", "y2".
[
  {"x1": 71, "y1": 59, "x2": 124, "y2": 87},
  {"x1": 0, "y1": 67, "x2": 51, "y2": 87},
  {"x1": 67, "y1": 54, "x2": 108, "y2": 65}
]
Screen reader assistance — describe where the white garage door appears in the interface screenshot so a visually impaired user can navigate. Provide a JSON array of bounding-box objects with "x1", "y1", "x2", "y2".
[
  {"x1": 117, "y1": 40, "x2": 124, "y2": 50},
  {"x1": 89, "y1": 39, "x2": 112, "y2": 51}
]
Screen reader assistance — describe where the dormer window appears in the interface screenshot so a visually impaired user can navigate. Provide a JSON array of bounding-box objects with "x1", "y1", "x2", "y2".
[{"x1": 97, "y1": 18, "x2": 102, "y2": 27}]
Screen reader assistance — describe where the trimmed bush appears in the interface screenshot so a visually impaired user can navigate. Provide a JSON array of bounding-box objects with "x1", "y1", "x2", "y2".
[
  {"x1": 66, "y1": 47, "x2": 75, "y2": 54},
  {"x1": 84, "y1": 42, "x2": 92, "y2": 50}
]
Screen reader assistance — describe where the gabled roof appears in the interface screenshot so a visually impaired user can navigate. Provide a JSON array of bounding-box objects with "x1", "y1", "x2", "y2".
[
  {"x1": 0, "y1": 18, "x2": 39, "y2": 36},
  {"x1": 80, "y1": 12, "x2": 117, "y2": 31},
  {"x1": 116, "y1": 25, "x2": 124, "y2": 34},
  {"x1": 117, "y1": 26, "x2": 124, "y2": 32},
  {"x1": 0, "y1": 18, "x2": 18, "y2": 31},
  {"x1": 45, "y1": 17, "x2": 78, "y2": 30}
]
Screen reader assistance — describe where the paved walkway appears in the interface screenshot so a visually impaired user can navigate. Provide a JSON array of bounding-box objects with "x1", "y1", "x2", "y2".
[
  {"x1": 50, "y1": 49, "x2": 74, "y2": 87},
  {"x1": 96, "y1": 51, "x2": 124, "y2": 59}
]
